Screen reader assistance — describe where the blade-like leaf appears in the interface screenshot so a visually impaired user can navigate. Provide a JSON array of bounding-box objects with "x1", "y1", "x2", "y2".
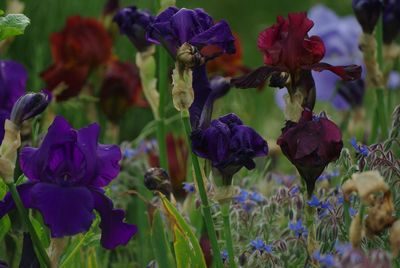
[{"x1": 151, "y1": 209, "x2": 175, "y2": 268}]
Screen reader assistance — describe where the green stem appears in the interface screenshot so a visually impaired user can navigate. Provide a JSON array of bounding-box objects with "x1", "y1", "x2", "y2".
[
  {"x1": 221, "y1": 202, "x2": 236, "y2": 268},
  {"x1": 181, "y1": 110, "x2": 223, "y2": 268},
  {"x1": 343, "y1": 200, "x2": 351, "y2": 235},
  {"x1": 7, "y1": 183, "x2": 51, "y2": 267},
  {"x1": 374, "y1": 16, "x2": 389, "y2": 141},
  {"x1": 304, "y1": 200, "x2": 318, "y2": 258},
  {"x1": 157, "y1": 47, "x2": 168, "y2": 170}
]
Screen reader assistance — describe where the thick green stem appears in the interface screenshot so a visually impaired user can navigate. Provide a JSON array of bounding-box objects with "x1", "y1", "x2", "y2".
[
  {"x1": 7, "y1": 183, "x2": 51, "y2": 267},
  {"x1": 374, "y1": 16, "x2": 389, "y2": 141},
  {"x1": 221, "y1": 202, "x2": 236, "y2": 268},
  {"x1": 181, "y1": 110, "x2": 223, "y2": 268},
  {"x1": 305, "y1": 200, "x2": 318, "y2": 258},
  {"x1": 157, "y1": 47, "x2": 168, "y2": 170}
]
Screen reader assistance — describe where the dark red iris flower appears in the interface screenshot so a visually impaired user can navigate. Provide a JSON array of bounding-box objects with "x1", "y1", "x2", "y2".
[
  {"x1": 41, "y1": 16, "x2": 112, "y2": 101},
  {"x1": 148, "y1": 133, "x2": 188, "y2": 197},
  {"x1": 277, "y1": 109, "x2": 343, "y2": 196},
  {"x1": 100, "y1": 60, "x2": 147, "y2": 122},
  {"x1": 232, "y1": 12, "x2": 361, "y2": 110}
]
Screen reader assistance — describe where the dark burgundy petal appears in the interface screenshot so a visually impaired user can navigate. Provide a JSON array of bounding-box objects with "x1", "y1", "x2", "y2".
[
  {"x1": 308, "y1": 62, "x2": 362, "y2": 81},
  {"x1": 91, "y1": 189, "x2": 137, "y2": 249},
  {"x1": 231, "y1": 66, "x2": 279, "y2": 89},
  {"x1": 28, "y1": 183, "x2": 95, "y2": 237}
]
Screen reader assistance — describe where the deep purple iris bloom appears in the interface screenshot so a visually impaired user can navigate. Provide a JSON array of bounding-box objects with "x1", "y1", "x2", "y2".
[
  {"x1": 275, "y1": 5, "x2": 365, "y2": 111},
  {"x1": 147, "y1": 7, "x2": 235, "y2": 58},
  {"x1": 0, "y1": 60, "x2": 27, "y2": 141},
  {"x1": 191, "y1": 113, "x2": 268, "y2": 183},
  {"x1": 114, "y1": 6, "x2": 155, "y2": 52},
  {"x1": 0, "y1": 116, "x2": 137, "y2": 249},
  {"x1": 352, "y1": 0, "x2": 382, "y2": 34},
  {"x1": 383, "y1": 0, "x2": 400, "y2": 44}
]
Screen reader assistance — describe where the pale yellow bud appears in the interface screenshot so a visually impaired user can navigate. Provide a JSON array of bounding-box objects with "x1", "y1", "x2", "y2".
[
  {"x1": 349, "y1": 213, "x2": 363, "y2": 248},
  {"x1": 283, "y1": 91, "x2": 304, "y2": 122},
  {"x1": 171, "y1": 63, "x2": 193, "y2": 111},
  {"x1": 0, "y1": 120, "x2": 21, "y2": 183}
]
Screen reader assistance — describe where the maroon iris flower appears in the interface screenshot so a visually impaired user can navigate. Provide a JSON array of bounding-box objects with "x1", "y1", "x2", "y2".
[
  {"x1": 0, "y1": 60, "x2": 26, "y2": 141},
  {"x1": 0, "y1": 116, "x2": 137, "y2": 249},
  {"x1": 277, "y1": 109, "x2": 343, "y2": 196},
  {"x1": 191, "y1": 113, "x2": 268, "y2": 184},
  {"x1": 100, "y1": 60, "x2": 146, "y2": 123},
  {"x1": 41, "y1": 16, "x2": 112, "y2": 101},
  {"x1": 232, "y1": 12, "x2": 361, "y2": 111}
]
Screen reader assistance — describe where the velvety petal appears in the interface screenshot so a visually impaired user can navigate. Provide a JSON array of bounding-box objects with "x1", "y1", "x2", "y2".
[
  {"x1": 230, "y1": 125, "x2": 268, "y2": 157},
  {"x1": 20, "y1": 116, "x2": 76, "y2": 182},
  {"x1": 312, "y1": 70, "x2": 339, "y2": 101},
  {"x1": 190, "y1": 66, "x2": 211, "y2": 128},
  {"x1": 189, "y1": 20, "x2": 236, "y2": 54},
  {"x1": 0, "y1": 60, "x2": 27, "y2": 110},
  {"x1": 93, "y1": 144, "x2": 121, "y2": 187},
  {"x1": 41, "y1": 63, "x2": 90, "y2": 101},
  {"x1": 231, "y1": 66, "x2": 279, "y2": 89},
  {"x1": 309, "y1": 62, "x2": 362, "y2": 81},
  {"x1": 0, "y1": 183, "x2": 35, "y2": 219},
  {"x1": 218, "y1": 113, "x2": 243, "y2": 128},
  {"x1": 91, "y1": 189, "x2": 137, "y2": 249},
  {"x1": 28, "y1": 183, "x2": 95, "y2": 237}
]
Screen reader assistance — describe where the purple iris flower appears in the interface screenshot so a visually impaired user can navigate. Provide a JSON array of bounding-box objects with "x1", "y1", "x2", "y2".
[
  {"x1": 0, "y1": 116, "x2": 137, "y2": 249},
  {"x1": 383, "y1": 0, "x2": 400, "y2": 44},
  {"x1": 0, "y1": 60, "x2": 27, "y2": 141},
  {"x1": 191, "y1": 113, "x2": 268, "y2": 183},
  {"x1": 275, "y1": 5, "x2": 365, "y2": 111},
  {"x1": 114, "y1": 6, "x2": 155, "y2": 52},
  {"x1": 147, "y1": 7, "x2": 235, "y2": 58}
]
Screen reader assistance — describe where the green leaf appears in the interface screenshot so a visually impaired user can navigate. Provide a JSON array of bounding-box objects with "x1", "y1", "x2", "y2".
[
  {"x1": 160, "y1": 194, "x2": 206, "y2": 268},
  {"x1": 0, "y1": 10, "x2": 4, "y2": 16},
  {"x1": 31, "y1": 214, "x2": 50, "y2": 248},
  {"x1": 151, "y1": 209, "x2": 175, "y2": 268},
  {"x1": 0, "y1": 13, "x2": 30, "y2": 41},
  {"x1": 0, "y1": 215, "x2": 11, "y2": 241}
]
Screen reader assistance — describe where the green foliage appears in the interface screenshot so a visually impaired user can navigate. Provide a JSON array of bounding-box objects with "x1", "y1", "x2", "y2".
[{"x1": 0, "y1": 11, "x2": 29, "y2": 41}]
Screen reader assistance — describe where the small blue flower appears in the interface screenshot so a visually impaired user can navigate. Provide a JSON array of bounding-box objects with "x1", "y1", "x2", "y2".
[
  {"x1": 350, "y1": 137, "x2": 369, "y2": 156},
  {"x1": 307, "y1": 195, "x2": 321, "y2": 207},
  {"x1": 317, "y1": 170, "x2": 340, "y2": 182},
  {"x1": 249, "y1": 191, "x2": 264, "y2": 203},
  {"x1": 182, "y1": 182, "x2": 195, "y2": 193},
  {"x1": 289, "y1": 219, "x2": 308, "y2": 237},
  {"x1": 221, "y1": 249, "x2": 228, "y2": 261},
  {"x1": 235, "y1": 190, "x2": 249, "y2": 203},
  {"x1": 289, "y1": 185, "x2": 300, "y2": 196},
  {"x1": 349, "y1": 207, "x2": 357, "y2": 217},
  {"x1": 250, "y1": 238, "x2": 265, "y2": 251},
  {"x1": 313, "y1": 251, "x2": 336, "y2": 267},
  {"x1": 242, "y1": 200, "x2": 256, "y2": 213},
  {"x1": 335, "y1": 241, "x2": 352, "y2": 255},
  {"x1": 264, "y1": 244, "x2": 273, "y2": 254}
]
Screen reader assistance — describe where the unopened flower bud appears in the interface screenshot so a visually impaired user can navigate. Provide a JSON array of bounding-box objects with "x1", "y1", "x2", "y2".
[
  {"x1": 171, "y1": 63, "x2": 194, "y2": 111},
  {"x1": 10, "y1": 91, "x2": 50, "y2": 127},
  {"x1": 176, "y1": 43, "x2": 205, "y2": 70},
  {"x1": 352, "y1": 0, "x2": 382, "y2": 34},
  {"x1": 144, "y1": 167, "x2": 172, "y2": 196},
  {"x1": 0, "y1": 120, "x2": 20, "y2": 183}
]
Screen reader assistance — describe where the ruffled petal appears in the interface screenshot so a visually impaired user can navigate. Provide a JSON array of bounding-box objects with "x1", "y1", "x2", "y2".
[
  {"x1": 19, "y1": 116, "x2": 76, "y2": 182},
  {"x1": 28, "y1": 183, "x2": 95, "y2": 237},
  {"x1": 92, "y1": 144, "x2": 121, "y2": 187},
  {"x1": 308, "y1": 62, "x2": 362, "y2": 81},
  {"x1": 230, "y1": 125, "x2": 268, "y2": 158},
  {"x1": 91, "y1": 189, "x2": 137, "y2": 249}
]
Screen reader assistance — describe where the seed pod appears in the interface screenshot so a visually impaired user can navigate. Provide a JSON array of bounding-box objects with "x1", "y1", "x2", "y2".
[{"x1": 144, "y1": 167, "x2": 172, "y2": 196}]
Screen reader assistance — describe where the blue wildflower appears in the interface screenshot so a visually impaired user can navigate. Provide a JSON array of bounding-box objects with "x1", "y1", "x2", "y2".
[
  {"x1": 235, "y1": 190, "x2": 249, "y2": 203},
  {"x1": 249, "y1": 191, "x2": 264, "y2": 203},
  {"x1": 313, "y1": 251, "x2": 336, "y2": 267},
  {"x1": 182, "y1": 182, "x2": 195, "y2": 193},
  {"x1": 307, "y1": 195, "x2": 321, "y2": 207},
  {"x1": 289, "y1": 220, "x2": 308, "y2": 237},
  {"x1": 350, "y1": 137, "x2": 369, "y2": 156},
  {"x1": 289, "y1": 186, "x2": 300, "y2": 196},
  {"x1": 349, "y1": 207, "x2": 357, "y2": 217},
  {"x1": 335, "y1": 241, "x2": 352, "y2": 255},
  {"x1": 221, "y1": 250, "x2": 228, "y2": 262},
  {"x1": 264, "y1": 244, "x2": 273, "y2": 254},
  {"x1": 250, "y1": 238, "x2": 265, "y2": 251},
  {"x1": 317, "y1": 170, "x2": 340, "y2": 182}
]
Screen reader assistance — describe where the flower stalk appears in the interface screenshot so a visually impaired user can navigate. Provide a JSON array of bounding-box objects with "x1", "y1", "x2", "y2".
[
  {"x1": 221, "y1": 202, "x2": 236, "y2": 268},
  {"x1": 157, "y1": 47, "x2": 168, "y2": 170},
  {"x1": 181, "y1": 109, "x2": 222, "y2": 268}
]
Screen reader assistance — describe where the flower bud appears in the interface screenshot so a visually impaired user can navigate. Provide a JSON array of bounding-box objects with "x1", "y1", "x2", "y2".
[
  {"x1": 171, "y1": 63, "x2": 194, "y2": 111},
  {"x1": 352, "y1": 0, "x2": 382, "y2": 34},
  {"x1": 144, "y1": 167, "x2": 172, "y2": 196},
  {"x1": 383, "y1": 0, "x2": 400, "y2": 44},
  {"x1": 10, "y1": 91, "x2": 50, "y2": 127},
  {"x1": 0, "y1": 120, "x2": 20, "y2": 183},
  {"x1": 349, "y1": 213, "x2": 363, "y2": 247},
  {"x1": 176, "y1": 43, "x2": 205, "y2": 70}
]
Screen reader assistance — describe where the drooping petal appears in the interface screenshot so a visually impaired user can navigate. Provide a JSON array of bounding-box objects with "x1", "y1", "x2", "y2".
[
  {"x1": 93, "y1": 144, "x2": 121, "y2": 187},
  {"x1": 0, "y1": 183, "x2": 35, "y2": 219},
  {"x1": 28, "y1": 183, "x2": 95, "y2": 237},
  {"x1": 189, "y1": 65, "x2": 211, "y2": 128},
  {"x1": 230, "y1": 125, "x2": 268, "y2": 158},
  {"x1": 309, "y1": 62, "x2": 362, "y2": 81},
  {"x1": 91, "y1": 189, "x2": 137, "y2": 249},
  {"x1": 231, "y1": 66, "x2": 280, "y2": 89}
]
